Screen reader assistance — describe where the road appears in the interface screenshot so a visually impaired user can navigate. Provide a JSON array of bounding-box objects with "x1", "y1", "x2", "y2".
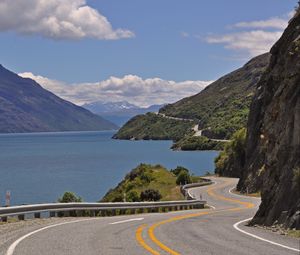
[
  {"x1": 191, "y1": 124, "x2": 231, "y2": 142},
  {"x1": 2, "y1": 177, "x2": 299, "y2": 255},
  {"x1": 156, "y1": 113, "x2": 230, "y2": 142}
]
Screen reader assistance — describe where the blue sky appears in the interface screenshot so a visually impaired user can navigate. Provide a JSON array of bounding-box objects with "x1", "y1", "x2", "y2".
[{"x1": 0, "y1": 0, "x2": 296, "y2": 106}]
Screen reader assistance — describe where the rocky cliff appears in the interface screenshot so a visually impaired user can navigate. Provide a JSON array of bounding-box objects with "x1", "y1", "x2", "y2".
[{"x1": 237, "y1": 11, "x2": 300, "y2": 229}]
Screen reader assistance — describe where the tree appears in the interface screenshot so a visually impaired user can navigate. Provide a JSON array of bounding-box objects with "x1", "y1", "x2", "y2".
[
  {"x1": 140, "y1": 189, "x2": 162, "y2": 201},
  {"x1": 176, "y1": 171, "x2": 192, "y2": 185},
  {"x1": 127, "y1": 191, "x2": 141, "y2": 202},
  {"x1": 58, "y1": 191, "x2": 82, "y2": 203},
  {"x1": 171, "y1": 166, "x2": 189, "y2": 176}
]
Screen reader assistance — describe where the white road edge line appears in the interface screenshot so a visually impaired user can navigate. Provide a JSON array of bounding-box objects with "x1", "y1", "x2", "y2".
[
  {"x1": 233, "y1": 218, "x2": 300, "y2": 253},
  {"x1": 6, "y1": 218, "x2": 99, "y2": 255},
  {"x1": 188, "y1": 181, "x2": 217, "y2": 210},
  {"x1": 109, "y1": 217, "x2": 144, "y2": 225}
]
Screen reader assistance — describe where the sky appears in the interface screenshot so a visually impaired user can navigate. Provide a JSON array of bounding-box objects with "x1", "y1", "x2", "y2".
[{"x1": 0, "y1": 0, "x2": 297, "y2": 107}]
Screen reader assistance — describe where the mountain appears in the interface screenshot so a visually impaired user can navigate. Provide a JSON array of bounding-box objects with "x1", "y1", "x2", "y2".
[
  {"x1": 235, "y1": 11, "x2": 300, "y2": 229},
  {"x1": 159, "y1": 53, "x2": 270, "y2": 139},
  {"x1": 83, "y1": 101, "x2": 163, "y2": 126},
  {"x1": 113, "y1": 112, "x2": 195, "y2": 141},
  {"x1": 0, "y1": 65, "x2": 118, "y2": 133},
  {"x1": 114, "y1": 53, "x2": 270, "y2": 145},
  {"x1": 83, "y1": 101, "x2": 140, "y2": 113}
]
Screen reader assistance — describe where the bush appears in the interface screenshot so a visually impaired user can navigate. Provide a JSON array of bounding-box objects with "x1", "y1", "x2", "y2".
[
  {"x1": 111, "y1": 195, "x2": 123, "y2": 202},
  {"x1": 127, "y1": 191, "x2": 141, "y2": 202},
  {"x1": 58, "y1": 191, "x2": 82, "y2": 203},
  {"x1": 214, "y1": 128, "x2": 247, "y2": 177},
  {"x1": 171, "y1": 166, "x2": 189, "y2": 176},
  {"x1": 140, "y1": 189, "x2": 162, "y2": 201},
  {"x1": 176, "y1": 171, "x2": 192, "y2": 185},
  {"x1": 173, "y1": 136, "x2": 224, "y2": 151},
  {"x1": 140, "y1": 172, "x2": 154, "y2": 183}
]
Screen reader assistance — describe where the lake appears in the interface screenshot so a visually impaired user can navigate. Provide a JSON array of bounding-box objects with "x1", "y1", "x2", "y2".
[{"x1": 0, "y1": 131, "x2": 219, "y2": 205}]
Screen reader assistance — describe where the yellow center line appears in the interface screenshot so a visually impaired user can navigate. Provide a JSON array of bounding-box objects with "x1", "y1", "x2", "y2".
[
  {"x1": 148, "y1": 211, "x2": 210, "y2": 255},
  {"x1": 136, "y1": 180, "x2": 255, "y2": 255},
  {"x1": 136, "y1": 224, "x2": 161, "y2": 255},
  {"x1": 207, "y1": 185, "x2": 254, "y2": 209}
]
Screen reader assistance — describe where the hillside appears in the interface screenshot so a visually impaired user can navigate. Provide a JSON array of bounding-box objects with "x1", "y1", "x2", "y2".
[
  {"x1": 101, "y1": 164, "x2": 185, "y2": 202},
  {"x1": 114, "y1": 53, "x2": 270, "y2": 147},
  {"x1": 0, "y1": 65, "x2": 118, "y2": 133},
  {"x1": 113, "y1": 112, "x2": 195, "y2": 141},
  {"x1": 235, "y1": 11, "x2": 300, "y2": 229},
  {"x1": 160, "y1": 53, "x2": 270, "y2": 139}
]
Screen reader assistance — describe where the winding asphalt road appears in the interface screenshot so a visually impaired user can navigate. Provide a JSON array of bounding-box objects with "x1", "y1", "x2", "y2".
[{"x1": 2, "y1": 177, "x2": 299, "y2": 255}]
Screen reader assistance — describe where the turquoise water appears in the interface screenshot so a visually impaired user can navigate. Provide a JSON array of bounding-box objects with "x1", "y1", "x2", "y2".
[{"x1": 0, "y1": 131, "x2": 219, "y2": 205}]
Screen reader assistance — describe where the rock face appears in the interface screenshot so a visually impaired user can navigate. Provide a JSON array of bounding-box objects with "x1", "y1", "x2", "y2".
[
  {"x1": 0, "y1": 65, "x2": 118, "y2": 133},
  {"x1": 237, "y1": 11, "x2": 300, "y2": 229}
]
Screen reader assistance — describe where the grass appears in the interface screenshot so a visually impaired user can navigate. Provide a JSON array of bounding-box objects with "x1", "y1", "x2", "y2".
[
  {"x1": 0, "y1": 217, "x2": 19, "y2": 224},
  {"x1": 101, "y1": 164, "x2": 185, "y2": 202},
  {"x1": 287, "y1": 229, "x2": 300, "y2": 238}
]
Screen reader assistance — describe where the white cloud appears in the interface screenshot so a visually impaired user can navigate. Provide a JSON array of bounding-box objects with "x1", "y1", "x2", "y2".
[
  {"x1": 233, "y1": 17, "x2": 288, "y2": 30},
  {"x1": 0, "y1": 0, "x2": 134, "y2": 40},
  {"x1": 180, "y1": 31, "x2": 190, "y2": 38},
  {"x1": 206, "y1": 30, "x2": 283, "y2": 57},
  {"x1": 205, "y1": 12, "x2": 293, "y2": 57},
  {"x1": 19, "y1": 72, "x2": 212, "y2": 107}
]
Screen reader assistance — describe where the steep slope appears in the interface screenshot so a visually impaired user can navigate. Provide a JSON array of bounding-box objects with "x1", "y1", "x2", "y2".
[
  {"x1": 237, "y1": 11, "x2": 300, "y2": 229},
  {"x1": 0, "y1": 65, "x2": 118, "y2": 133},
  {"x1": 113, "y1": 112, "x2": 194, "y2": 141},
  {"x1": 160, "y1": 53, "x2": 270, "y2": 139},
  {"x1": 114, "y1": 53, "x2": 270, "y2": 143}
]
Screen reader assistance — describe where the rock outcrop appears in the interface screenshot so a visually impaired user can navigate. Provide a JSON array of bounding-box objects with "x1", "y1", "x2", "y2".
[{"x1": 237, "y1": 11, "x2": 300, "y2": 229}]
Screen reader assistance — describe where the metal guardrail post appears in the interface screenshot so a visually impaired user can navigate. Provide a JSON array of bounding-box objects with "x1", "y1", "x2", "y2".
[
  {"x1": 18, "y1": 214, "x2": 25, "y2": 221},
  {"x1": 34, "y1": 212, "x2": 41, "y2": 218},
  {"x1": 50, "y1": 211, "x2": 56, "y2": 217}
]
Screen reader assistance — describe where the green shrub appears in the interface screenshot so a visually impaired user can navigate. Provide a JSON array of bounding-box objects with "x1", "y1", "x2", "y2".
[
  {"x1": 140, "y1": 189, "x2": 162, "y2": 201},
  {"x1": 214, "y1": 128, "x2": 247, "y2": 176},
  {"x1": 127, "y1": 191, "x2": 141, "y2": 202},
  {"x1": 58, "y1": 191, "x2": 82, "y2": 203},
  {"x1": 176, "y1": 171, "x2": 192, "y2": 185},
  {"x1": 140, "y1": 171, "x2": 154, "y2": 183},
  {"x1": 111, "y1": 195, "x2": 123, "y2": 202},
  {"x1": 171, "y1": 166, "x2": 189, "y2": 176},
  {"x1": 173, "y1": 136, "x2": 225, "y2": 151}
]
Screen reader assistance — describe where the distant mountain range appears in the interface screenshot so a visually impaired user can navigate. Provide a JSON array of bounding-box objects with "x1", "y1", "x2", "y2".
[
  {"x1": 83, "y1": 101, "x2": 163, "y2": 126},
  {"x1": 0, "y1": 65, "x2": 118, "y2": 133}
]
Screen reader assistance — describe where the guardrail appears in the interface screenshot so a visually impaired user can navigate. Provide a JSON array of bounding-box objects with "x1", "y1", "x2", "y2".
[
  {"x1": 0, "y1": 180, "x2": 212, "y2": 222},
  {"x1": 0, "y1": 200, "x2": 205, "y2": 222},
  {"x1": 181, "y1": 179, "x2": 213, "y2": 200}
]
